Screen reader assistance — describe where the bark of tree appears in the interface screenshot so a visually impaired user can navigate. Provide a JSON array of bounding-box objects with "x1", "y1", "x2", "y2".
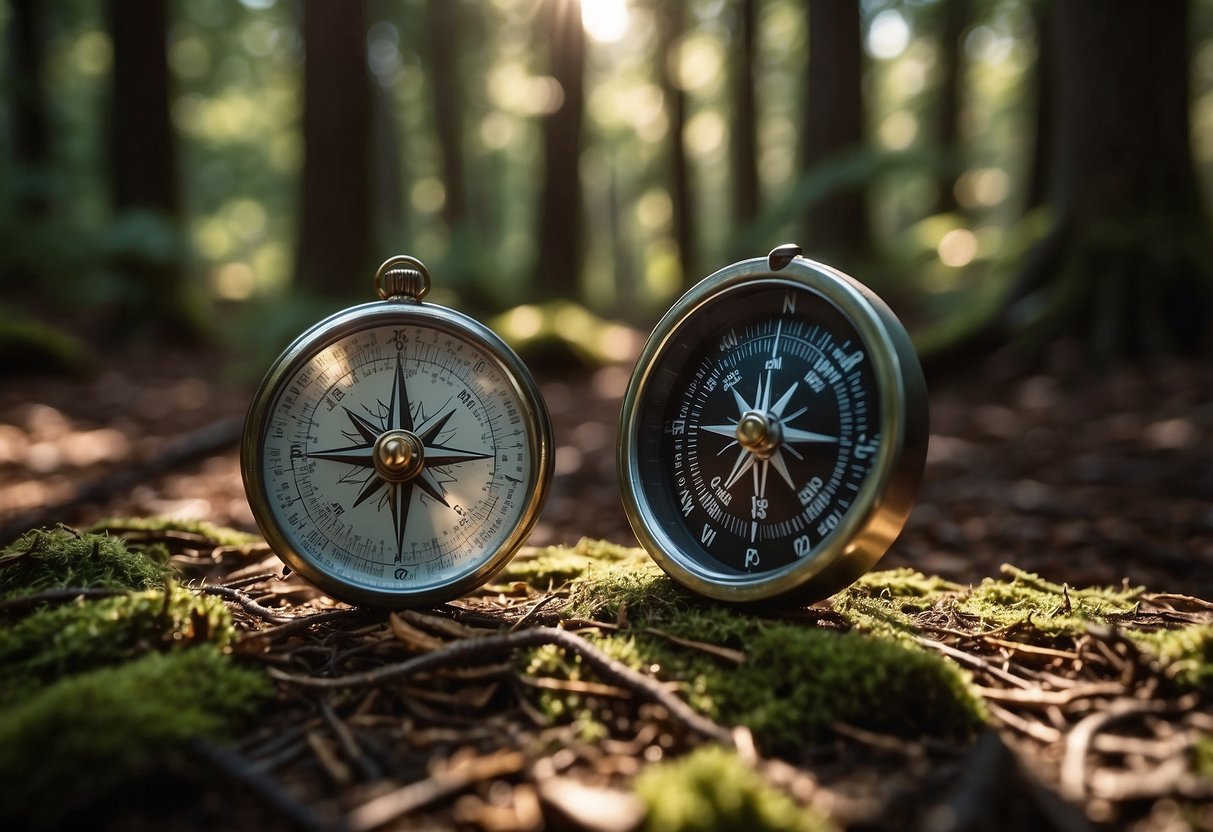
[
  {"x1": 297, "y1": 0, "x2": 373, "y2": 297},
  {"x1": 107, "y1": 0, "x2": 198, "y2": 335},
  {"x1": 534, "y1": 0, "x2": 586, "y2": 298},
  {"x1": 656, "y1": 0, "x2": 697, "y2": 288},
  {"x1": 731, "y1": 0, "x2": 760, "y2": 233},
  {"x1": 9, "y1": 0, "x2": 51, "y2": 219},
  {"x1": 801, "y1": 0, "x2": 867, "y2": 268},
  {"x1": 931, "y1": 0, "x2": 966, "y2": 215},
  {"x1": 428, "y1": 0, "x2": 467, "y2": 227},
  {"x1": 1022, "y1": 0, "x2": 1053, "y2": 214},
  {"x1": 1005, "y1": 0, "x2": 1212, "y2": 358}
]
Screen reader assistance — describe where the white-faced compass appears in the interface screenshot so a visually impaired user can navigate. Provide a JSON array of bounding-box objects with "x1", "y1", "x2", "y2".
[
  {"x1": 242, "y1": 256, "x2": 552, "y2": 607},
  {"x1": 618, "y1": 244, "x2": 928, "y2": 603}
]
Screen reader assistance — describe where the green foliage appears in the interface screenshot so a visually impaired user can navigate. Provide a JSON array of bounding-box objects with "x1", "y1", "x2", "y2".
[
  {"x1": 0, "y1": 646, "x2": 271, "y2": 829},
  {"x1": 1195, "y1": 735, "x2": 1213, "y2": 781},
  {"x1": 497, "y1": 537, "x2": 648, "y2": 588},
  {"x1": 833, "y1": 567, "x2": 962, "y2": 641},
  {"x1": 533, "y1": 553, "x2": 987, "y2": 751},
  {"x1": 635, "y1": 745, "x2": 835, "y2": 832},
  {"x1": 87, "y1": 516, "x2": 261, "y2": 548},
  {"x1": 0, "y1": 526, "x2": 171, "y2": 598},
  {"x1": 954, "y1": 566, "x2": 1141, "y2": 637},
  {"x1": 1130, "y1": 625, "x2": 1213, "y2": 692},
  {"x1": 0, "y1": 583, "x2": 235, "y2": 705},
  {"x1": 0, "y1": 312, "x2": 95, "y2": 376}
]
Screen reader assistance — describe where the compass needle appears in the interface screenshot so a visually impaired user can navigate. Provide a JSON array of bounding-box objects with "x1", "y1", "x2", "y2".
[{"x1": 242, "y1": 254, "x2": 552, "y2": 607}]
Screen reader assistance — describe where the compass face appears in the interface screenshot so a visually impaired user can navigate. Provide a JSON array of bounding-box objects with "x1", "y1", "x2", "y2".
[
  {"x1": 244, "y1": 305, "x2": 551, "y2": 607},
  {"x1": 620, "y1": 256, "x2": 927, "y2": 603}
]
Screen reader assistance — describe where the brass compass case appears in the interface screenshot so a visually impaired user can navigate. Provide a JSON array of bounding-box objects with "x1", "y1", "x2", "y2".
[
  {"x1": 618, "y1": 245, "x2": 928, "y2": 603},
  {"x1": 242, "y1": 257, "x2": 553, "y2": 608}
]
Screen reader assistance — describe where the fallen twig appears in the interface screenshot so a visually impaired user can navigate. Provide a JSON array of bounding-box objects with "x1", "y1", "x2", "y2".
[{"x1": 269, "y1": 626, "x2": 734, "y2": 745}]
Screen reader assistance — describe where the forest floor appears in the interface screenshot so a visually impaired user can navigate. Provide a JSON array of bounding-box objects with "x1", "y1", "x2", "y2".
[{"x1": 0, "y1": 342, "x2": 1211, "y2": 830}]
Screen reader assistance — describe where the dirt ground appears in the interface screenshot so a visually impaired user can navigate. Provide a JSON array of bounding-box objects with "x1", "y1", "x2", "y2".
[
  {"x1": 3, "y1": 344, "x2": 1210, "y2": 596},
  {"x1": 1, "y1": 342, "x2": 1211, "y2": 830}
]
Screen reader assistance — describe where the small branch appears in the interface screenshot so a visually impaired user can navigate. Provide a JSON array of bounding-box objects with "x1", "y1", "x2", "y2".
[
  {"x1": 188, "y1": 737, "x2": 344, "y2": 832},
  {"x1": 270, "y1": 626, "x2": 734, "y2": 745},
  {"x1": 200, "y1": 584, "x2": 298, "y2": 624}
]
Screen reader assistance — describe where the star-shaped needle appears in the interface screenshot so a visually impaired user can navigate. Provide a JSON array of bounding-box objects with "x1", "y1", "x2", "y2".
[{"x1": 305, "y1": 354, "x2": 490, "y2": 560}]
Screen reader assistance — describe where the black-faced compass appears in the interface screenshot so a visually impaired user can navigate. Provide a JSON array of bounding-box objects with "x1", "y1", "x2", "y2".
[
  {"x1": 618, "y1": 244, "x2": 927, "y2": 603},
  {"x1": 242, "y1": 256, "x2": 552, "y2": 607}
]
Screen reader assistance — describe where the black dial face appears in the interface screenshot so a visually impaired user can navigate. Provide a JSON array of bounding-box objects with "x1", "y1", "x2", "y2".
[{"x1": 634, "y1": 283, "x2": 882, "y2": 577}]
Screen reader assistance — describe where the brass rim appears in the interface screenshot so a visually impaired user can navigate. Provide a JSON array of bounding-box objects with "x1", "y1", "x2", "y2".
[{"x1": 618, "y1": 255, "x2": 928, "y2": 603}]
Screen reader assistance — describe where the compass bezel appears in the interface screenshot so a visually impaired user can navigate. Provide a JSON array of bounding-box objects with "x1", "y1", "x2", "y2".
[
  {"x1": 242, "y1": 298, "x2": 553, "y2": 608},
  {"x1": 618, "y1": 254, "x2": 927, "y2": 603}
]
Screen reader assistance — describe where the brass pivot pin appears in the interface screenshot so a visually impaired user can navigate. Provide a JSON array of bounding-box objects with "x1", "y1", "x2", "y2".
[{"x1": 373, "y1": 430, "x2": 425, "y2": 482}]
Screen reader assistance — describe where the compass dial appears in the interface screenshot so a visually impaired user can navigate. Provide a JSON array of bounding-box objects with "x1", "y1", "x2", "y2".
[
  {"x1": 243, "y1": 274, "x2": 551, "y2": 607},
  {"x1": 619, "y1": 249, "x2": 927, "y2": 603}
]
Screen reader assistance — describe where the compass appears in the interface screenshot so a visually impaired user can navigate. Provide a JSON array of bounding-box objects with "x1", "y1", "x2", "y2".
[
  {"x1": 241, "y1": 256, "x2": 552, "y2": 607},
  {"x1": 618, "y1": 244, "x2": 928, "y2": 604}
]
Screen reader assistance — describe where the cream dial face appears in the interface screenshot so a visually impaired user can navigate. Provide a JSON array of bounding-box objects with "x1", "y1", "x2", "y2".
[{"x1": 257, "y1": 323, "x2": 535, "y2": 598}]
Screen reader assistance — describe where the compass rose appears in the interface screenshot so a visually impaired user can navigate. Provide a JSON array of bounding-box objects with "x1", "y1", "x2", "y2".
[{"x1": 306, "y1": 354, "x2": 490, "y2": 559}]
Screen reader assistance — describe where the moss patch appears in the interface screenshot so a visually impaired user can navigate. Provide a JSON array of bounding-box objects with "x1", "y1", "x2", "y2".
[
  {"x1": 87, "y1": 516, "x2": 261, "y2": 548},
  {"x1": 0, "y1": 526, "x2": 170, "y2": 599},
  {"x1": 635, "y1": 745, "x2": 835, "y2": 832},
  {"x1": 0, "y1": 583, "x2": 235, "y2": 704},
  {"x1": 498, "y1": 537, "x2": 649, "y2": 588},
  {"x1": 0, "y1": 646, "x2": 271, "y2": 828},
  {"x1": 1130, "y1": 625, "x2": 1213, "y2": 692},
  {"x1": 953, "y1": 566, "x2": 1141, "y2": 636},
  {"x1": 534, "y1": 557, "x2": 986, "y2": 751}
]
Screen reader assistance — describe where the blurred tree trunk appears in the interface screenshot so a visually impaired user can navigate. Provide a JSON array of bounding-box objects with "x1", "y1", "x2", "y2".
[
  {"x1": 1004, "y1": 0, "x2": 1211, "y2": 359},
  {"x1": 731, "y1": 0, "x2": 759, "y2": 234},
  {"x1": 428, "y1": 0, "x2": 466, "y2": 227},
  {"x1": 298, "y1": 0, "x2": 373, "y2": 297},
  {"x1": 801, "y1": 0, "x2": 867, "y2": 268},
  {"x1": 656, "y1": 0, "x2": 697, "y2": 287},
  {"x1": 9, "y1": 0, "x2": 50, "y2": 219},
  {"x1": 107, "y1": 0, "x2": 200, "y2": 335},
  {"x1": 534, "y1": 0, "x2": 585, "y2": 298},
  {"x1": 1023, "y1": 0, "x2": 1053, "y2": 213},
  {"x1": 931, "y1": 0, "x2": 966, "y2": 215},
  {"x1": 109, "y1": 0, "x2": 177, "y2": 216}
]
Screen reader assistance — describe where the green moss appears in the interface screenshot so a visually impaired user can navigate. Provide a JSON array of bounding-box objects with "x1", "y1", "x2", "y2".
[
  {"x1": 564, "y1": 554, "x2": 689, "y2": 621},
  {"x1": 1195, "y1": 736, "x2": 1213, "y2": 780},
  {"x1": 1130, "y1": 625, "x2": 1213, "y2": 691},
  {"x1": 0, "y1": 646, "x2": 271, "y2": 828},
  {"x1": 536, "y1": 564, "x2": 986, "y2": 750},
  {"x1": 0, "y1": 583, "x2": 235, "y2": 704},
  {"x1": 635, "y1": 745, "x2": 836, "y2": 832},
  {"x1": 0, "y1": 527, "x2": 170, "y2": 599},
  {"x1": 498, "y1": 538, "x2": 648, "y2": 588},
  {"x1": 955, "y1": 566, "x2": 1141, "y2": 636},
  {"x1": 87, "y1": 516, "x2": 261, "y2": 548}
]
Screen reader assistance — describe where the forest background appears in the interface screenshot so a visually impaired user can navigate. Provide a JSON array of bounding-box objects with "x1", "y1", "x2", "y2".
[{"x1": 3, "y1": 0, "x2": 1211, "y2": 368}]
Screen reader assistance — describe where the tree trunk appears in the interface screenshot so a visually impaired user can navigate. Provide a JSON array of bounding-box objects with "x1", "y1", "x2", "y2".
[
  {"x1": 533, "y1": 0, "x2": 586, "y2": 299},
  {"x1": 107, "y1": 0, "x2": 198, "y2": 336},
  {"x1": 801, "y1": 0, "x2": 867, "y2": 268},
  {"x1": 656, "y1": 0, "x2": 697, "y2": 288},
  {"x1": 109, "y1": 0, "x2": 177, "y2": 215},
  {"x1": 427, "y1": 0, "x2": 466, "y2": 227},
  {"x1": 1006, "y1": 0, "x2": 1212, "y2": 358},
  {"x1": 297, "y1": 0, "x2": 373, "y2": 297},
  {"x1": 9, "y1": 0, "x2": 51, "y2": 219},
  {"x1": 1022, "y1": 0, "x2": 1053, "y2": 214},
  {"x1": 730, "y1": 0, "x2": 759, "y2": 232},
  {"x1": 931, "y1": 0, "x2": 965, "y2": 215}
]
